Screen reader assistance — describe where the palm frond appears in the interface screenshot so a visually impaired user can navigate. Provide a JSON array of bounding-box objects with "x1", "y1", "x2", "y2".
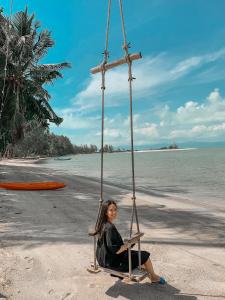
[
  {"x1": 12, "y1": 7, "x2": 34, "y2": 36},
  {"x1": 33, "y1": 29, "x2": 54, "y2": 60}
]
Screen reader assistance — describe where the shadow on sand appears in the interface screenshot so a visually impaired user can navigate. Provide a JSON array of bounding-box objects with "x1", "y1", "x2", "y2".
[{"x1": 106, "y1": 280, "x2": 197, "y2": 300}]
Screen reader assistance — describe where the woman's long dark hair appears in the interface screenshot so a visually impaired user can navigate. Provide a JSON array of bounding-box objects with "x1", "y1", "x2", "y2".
[{"x1": 95, "y1": 200, "x2": 117, "y2": 238}]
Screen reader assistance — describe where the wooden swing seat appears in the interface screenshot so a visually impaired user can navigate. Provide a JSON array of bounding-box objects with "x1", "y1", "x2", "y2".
[
  {"x1": 87, "y1": 264, "x2": 149, "y2": 282},
  {"x1": 100, "y1": 266, "x2": 149, "y2": 282}
]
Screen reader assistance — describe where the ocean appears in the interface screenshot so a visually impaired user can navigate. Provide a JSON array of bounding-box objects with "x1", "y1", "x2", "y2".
[{"x1": 41, "y1": 148, "x2": 225, "y2": 211}]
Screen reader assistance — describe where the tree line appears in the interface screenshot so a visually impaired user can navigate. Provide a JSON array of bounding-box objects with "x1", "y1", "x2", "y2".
[{"x1": 1, "y1": 121, "x2": 114, "y2": 157}]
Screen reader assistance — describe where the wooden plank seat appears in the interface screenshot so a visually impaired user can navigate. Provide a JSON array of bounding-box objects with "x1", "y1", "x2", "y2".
[
  {"x1": 101, "y1": 266, "x2": 149, "y2": 282},
  {"x1": 87, "y1": 264, "x2": 149, "y2": 282},
  {"x1": 91, "y1": 52, "x2": 142, "y2": 74}
]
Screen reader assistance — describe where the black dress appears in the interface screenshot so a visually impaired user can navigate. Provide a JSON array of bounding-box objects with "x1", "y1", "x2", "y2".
[{"x1": 96, "y1": 222, "x2": 150, "y2": 272}]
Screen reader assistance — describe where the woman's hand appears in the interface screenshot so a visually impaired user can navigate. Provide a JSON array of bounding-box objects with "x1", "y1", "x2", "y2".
[
  {"x1": 116, "y1": 244, "x2": 128, "y2": 254},
  {"x1": 116, "y1": 241, "x2": 135, "y2": 254}
]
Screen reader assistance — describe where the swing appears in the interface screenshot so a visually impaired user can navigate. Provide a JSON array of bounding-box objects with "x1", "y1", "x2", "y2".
[{"x1": 87, "y1": 0, "x2": 148, "y2": 283}]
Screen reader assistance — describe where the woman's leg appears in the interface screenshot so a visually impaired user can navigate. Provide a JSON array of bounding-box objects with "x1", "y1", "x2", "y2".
[{"x1": 143, "y1": 258, "x2": 161, "y2": 282}]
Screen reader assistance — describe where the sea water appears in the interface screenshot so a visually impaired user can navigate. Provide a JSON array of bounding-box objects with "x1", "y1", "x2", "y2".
[{"x1": 41, "y1": 148, "x2": 225, "y2": 211}]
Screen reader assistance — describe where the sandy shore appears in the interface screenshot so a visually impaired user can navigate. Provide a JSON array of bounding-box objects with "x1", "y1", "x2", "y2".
[{"x1": 0, "y1": 162, "x2": 225, "y2": 300}]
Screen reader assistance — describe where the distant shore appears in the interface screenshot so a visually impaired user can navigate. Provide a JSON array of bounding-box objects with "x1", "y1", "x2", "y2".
[{"x1": 134, "y1": 148, "x2": 197, "y2": 153}]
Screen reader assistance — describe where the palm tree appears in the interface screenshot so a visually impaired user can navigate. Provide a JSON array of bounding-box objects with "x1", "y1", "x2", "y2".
[{"x1": 0, "y1": 7, "x2": 70, "y2": 156}]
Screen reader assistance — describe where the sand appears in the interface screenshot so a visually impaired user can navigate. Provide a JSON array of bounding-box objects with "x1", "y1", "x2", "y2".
[{"x1": 0, "y1": 161, "x2": 225, "y2": 300}]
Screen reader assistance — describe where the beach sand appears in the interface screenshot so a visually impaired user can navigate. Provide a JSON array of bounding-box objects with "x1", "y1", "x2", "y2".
[{"x1": 0, "y1": 162, "x2": 225, "y2": 300}]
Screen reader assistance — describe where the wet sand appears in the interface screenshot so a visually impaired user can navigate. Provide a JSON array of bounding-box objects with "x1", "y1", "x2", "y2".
[{"x1": 0, "y1": 162, "x2": 225, "y2": 300}]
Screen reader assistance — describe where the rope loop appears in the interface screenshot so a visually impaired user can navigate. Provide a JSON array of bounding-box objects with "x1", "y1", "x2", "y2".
[
  {"x1": 101, "y1": 63, "x2": 106, "y2": 90},
  {"x1": 125, "y1": 53, "x2": 131, "y2": 64},
  {"x1": 103, "y1": 50, "x2": 109, "y2": 60}
]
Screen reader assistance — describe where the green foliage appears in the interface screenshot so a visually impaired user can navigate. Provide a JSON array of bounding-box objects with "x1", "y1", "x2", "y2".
[
  {"x1": 100, "y1": 144, "x2": 114, "y2": 153},
  {"x1": 0, "y1": 7, "x2": 70, "y2": 155},
  {"x1": 13, "y1": 121, "x2": 74, "y2": 157},
  {"x1": 159, "y1": 143, "x2": 178, "y2": 150},
  {"x1": 12, "y1": 121, "x2": 98, "y2": 157},
  {"x1": 73, "y1": 144, "x2": 98, "y2": 154}
]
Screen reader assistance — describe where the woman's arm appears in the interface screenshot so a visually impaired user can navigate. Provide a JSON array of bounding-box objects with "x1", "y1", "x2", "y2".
[{"x1": 105, "y1": 224, "x2": 124, "y2": 254}]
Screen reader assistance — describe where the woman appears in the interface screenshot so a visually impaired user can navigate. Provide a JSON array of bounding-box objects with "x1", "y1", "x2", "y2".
[{"x1": 96, "y1": 200, "x2": 166, "y2": 284}]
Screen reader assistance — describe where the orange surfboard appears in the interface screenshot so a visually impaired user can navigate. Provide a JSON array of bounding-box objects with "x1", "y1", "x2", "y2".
[{"x1": 0, "y1": 182, "x2": 66, "y2": 190}]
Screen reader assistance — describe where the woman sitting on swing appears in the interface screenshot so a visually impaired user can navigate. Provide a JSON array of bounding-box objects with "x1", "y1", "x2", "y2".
[{"x1": 96, "y1": 200, "x2": 166, "y2": 284}]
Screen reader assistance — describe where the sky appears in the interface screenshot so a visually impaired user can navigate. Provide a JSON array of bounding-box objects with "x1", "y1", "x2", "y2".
[{"x1": 3, "y1": 0, "x2": 225, "y2": 147}]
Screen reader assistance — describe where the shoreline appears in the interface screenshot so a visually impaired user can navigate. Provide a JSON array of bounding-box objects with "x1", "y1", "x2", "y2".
[
  {"x1": 0, "y1": 147, "x2": 197, "y2": 164},
  {"x1": 1, "y1": 158, "x2": 224, "y2": 214},
  {"x1": 0, "y1": 157, "x2": 48, "y2": 167},
  {"x1": 0, "y1": 164, "x2": 225, "y2": 299}
]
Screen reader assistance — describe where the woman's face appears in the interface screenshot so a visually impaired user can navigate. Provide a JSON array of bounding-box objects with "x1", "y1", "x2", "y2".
[{"x1": 107, "y1": 203, "x2": 117, "y2": 222}]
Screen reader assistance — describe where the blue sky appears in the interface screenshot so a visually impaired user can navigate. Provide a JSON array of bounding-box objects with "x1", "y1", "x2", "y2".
[{"x1": 4, "y1": 0, "x2": 225, "y2": 147}]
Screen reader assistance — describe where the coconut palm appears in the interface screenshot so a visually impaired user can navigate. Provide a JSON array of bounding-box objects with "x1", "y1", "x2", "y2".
[{"x1": 0, "y1": 7, "x2": 70, "y2": 156}]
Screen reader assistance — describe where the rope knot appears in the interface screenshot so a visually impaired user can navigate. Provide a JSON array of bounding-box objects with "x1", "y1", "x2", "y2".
[
  {"x1": 122, "y1": 42, "x2": 131, "y2": 51},
  {"x1": 103, "y1": 50, "x2": 109, "y2": 59},
  {"x1": 100, "y1": 61, "x2": 107, "y2": 72},
  {"x1": 128, "y1": 76, "x2": 136, "y2": 82}
]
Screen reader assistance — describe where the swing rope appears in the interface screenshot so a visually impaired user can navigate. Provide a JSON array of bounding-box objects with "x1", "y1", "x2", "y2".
[
  {"x1": 94, "y1": 0, "x2": 112, "y2": 234},
  {"x1": 90, "y1": 0, "x2": 144, "y2": 278},
  {"x1": 119, "y1": 0, "x2": 141, "y2": 269},
  {"x1": 100, "y1": 0, "x2": 111, "y2": 203},
  {"x1": 118, "y1": 0, "x2": 140, "y2": 236}
]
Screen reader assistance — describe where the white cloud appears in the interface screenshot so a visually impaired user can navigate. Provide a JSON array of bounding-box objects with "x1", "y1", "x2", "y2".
[
  {"x1": 123, "y1": 114, "x2": 140, "y2": 126},
  {"x1": 134, "y1": 123, "x2": 159, "y2": 137},
  {"x1": 52, "y1": 88, "x2": 225, "y2": 146},
  {"x1": 96, "y1": 128, "x2": 122, "y2": 138},
  {"x1": 173, "y1": 89, "x2": 225, "y2": 125},
  {"x1": 51, "y1": 108, "x2": 100, "y2": 130},
  {"x1": 192, "y1": 125, "x2": 207, "y2": 133},
  {"x1": 70, "y1": 48, "x2": 225, "y2": 113},
  {"x1": 157, "y1": 88, "x2": 225, "y2": 141},
  {"x1": 169, "y1": 123, "x2": 225, "y2": 139},
  {"x1": 170, "y1": 48, "x2": 225, "y2": 78},
  {"x1": 207, "y1": 88, "x2": 222, "y2": 103}
]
